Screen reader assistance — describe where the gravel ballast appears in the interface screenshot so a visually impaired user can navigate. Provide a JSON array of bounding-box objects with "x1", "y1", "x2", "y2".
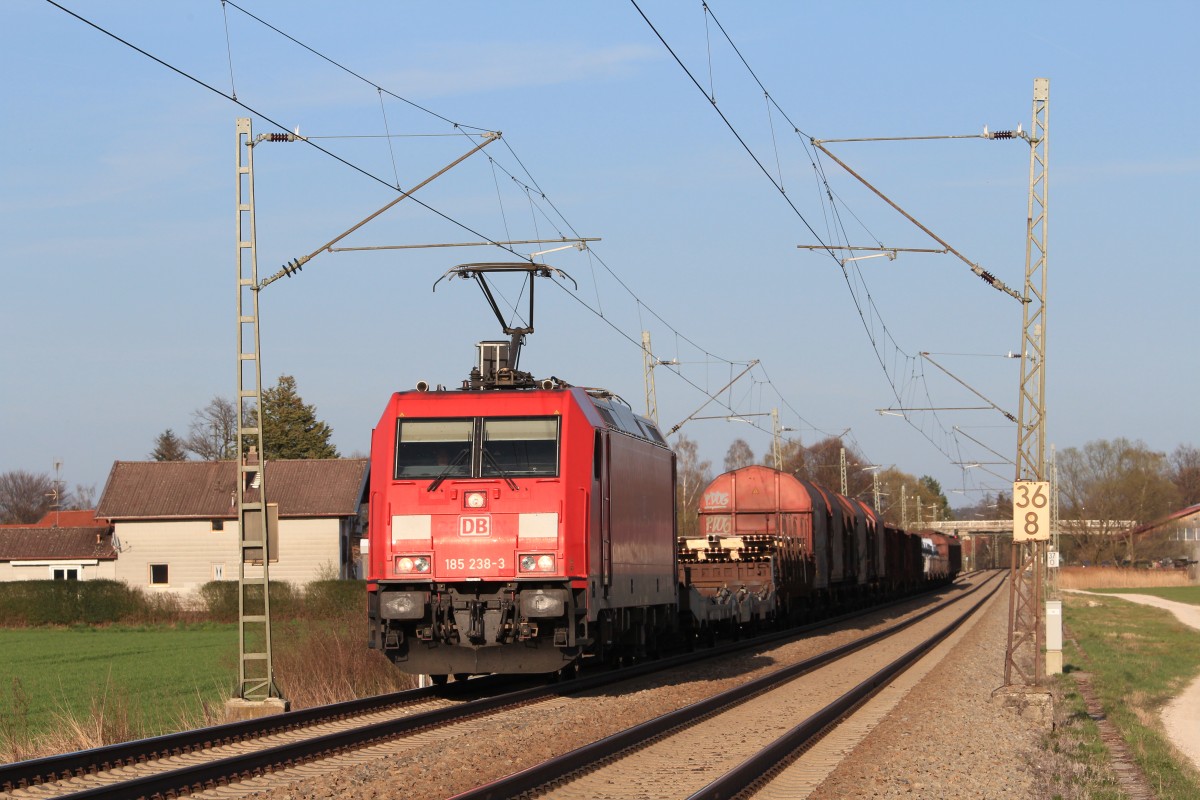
[{"x1": 247, "y1": 578, "x2": 1060, "y2": 800}]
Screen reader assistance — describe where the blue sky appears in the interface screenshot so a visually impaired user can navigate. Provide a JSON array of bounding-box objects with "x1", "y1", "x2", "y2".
[{"x1": 2, "y1": 1, "x2": 1197, "y2": 508}]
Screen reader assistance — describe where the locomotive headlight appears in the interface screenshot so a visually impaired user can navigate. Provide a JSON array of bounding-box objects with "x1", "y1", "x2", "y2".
[
  {"x1": 518, "y1": 553, "x2": 556, "y2": 573},
  {"x1": 396, "y1": 555, "x2": 431, "y2": 574},
  {"x1": 464, "y1": 491, "x2": 487, "y2": 509}
]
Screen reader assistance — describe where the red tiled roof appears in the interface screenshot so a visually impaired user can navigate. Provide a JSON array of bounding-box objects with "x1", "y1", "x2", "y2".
[
  {"x1": 0, "y1": 528, "x2": 117, "y2": 561},
  {"x1": 95, "y1": 459, "x2": 368, "y2": 520},
  {"x1": 33, "y1": 509, "x2": 104, "y2": 527}
]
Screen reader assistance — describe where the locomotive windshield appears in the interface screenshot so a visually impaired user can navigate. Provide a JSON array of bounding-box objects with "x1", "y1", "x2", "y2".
[
  {"x1": 394, "y1": 419, "x2": 474, "y2": 478},
  {"x1": 394, "y1": 416, "x2": 559, "y2": 480},
  {"x1": 482, "y1": 418, "x2": 559, "y2": 477}
]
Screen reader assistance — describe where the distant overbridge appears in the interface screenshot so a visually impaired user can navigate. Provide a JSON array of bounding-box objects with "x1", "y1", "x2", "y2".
[{"x1": 924, "y1": 519, "x2": 1134, "y2": 535}]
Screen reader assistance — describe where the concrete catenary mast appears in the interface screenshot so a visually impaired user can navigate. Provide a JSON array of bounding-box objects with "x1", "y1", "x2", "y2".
[{"x1": 233, "y1": 117, "x2": 285, "y2": 707}]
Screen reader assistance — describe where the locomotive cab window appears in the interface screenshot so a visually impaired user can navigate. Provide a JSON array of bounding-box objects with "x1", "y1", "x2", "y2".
[
  {"x1": 395, "y1": 419, "x2": 474, "y2": 478},
  {"x1": 482, "y1": 417, "x2": 559, "y2": 477}
]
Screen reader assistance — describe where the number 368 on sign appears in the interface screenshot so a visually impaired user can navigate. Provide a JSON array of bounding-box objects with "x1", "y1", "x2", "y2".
[{"x1": 1012, "y1": 480, "x2": 1051, "y2": 542}]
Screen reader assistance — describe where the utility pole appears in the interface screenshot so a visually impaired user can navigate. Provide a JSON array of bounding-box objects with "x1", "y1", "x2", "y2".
[
  {"x1": 642, "y1": 331, "x2": 659, "y2": 425},
  {"x1": 233, "y1": 117, "x2": 285, "y2": 709},
  {"x1": 1004, "y1": 78, "x2": 1050, "y2": 687},
  {"x1": 771, "y1": 408, "x2": 782, "y2": 470}
]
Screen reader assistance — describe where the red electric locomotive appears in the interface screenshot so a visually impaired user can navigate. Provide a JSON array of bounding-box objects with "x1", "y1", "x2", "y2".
[{"x1": 366, "y1": 264, "x2": 676, "y2": 681}]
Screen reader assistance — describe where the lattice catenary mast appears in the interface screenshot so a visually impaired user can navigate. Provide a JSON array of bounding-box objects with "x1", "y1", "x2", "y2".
[{"x1": 1004, "y1": 78, "x2": 1050, "y2": 686}]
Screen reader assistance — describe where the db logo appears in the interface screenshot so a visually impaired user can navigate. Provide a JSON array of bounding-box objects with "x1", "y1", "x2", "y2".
[{"x1": 460, "y1": 516, "x2": 491, "y2": 536}]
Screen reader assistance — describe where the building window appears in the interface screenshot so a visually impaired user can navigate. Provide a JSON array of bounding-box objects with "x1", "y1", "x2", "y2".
[
  {"x1": 149, "y1": 564, "x2": 169, "y2": 586},
  {"x1": 52, "y1": 568, "x2": 79, "y2": 581},
  {"x1": 212, "y1": 519, "x2": 225, "y2": 531},
  {"x1": 211, "y1": 563, "x2": 225, "y2": 581}
]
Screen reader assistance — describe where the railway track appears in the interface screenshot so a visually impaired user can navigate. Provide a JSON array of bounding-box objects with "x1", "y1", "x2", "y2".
[
  {"x1": 0, "y1": 671, "x2": 565, "y2": 800},
  {"x1": 452, "y1": 571, "x2": 1004, "y2": 800},
  {"x1": 1, "y1": 577, "x2": 996, "y2": 800}
]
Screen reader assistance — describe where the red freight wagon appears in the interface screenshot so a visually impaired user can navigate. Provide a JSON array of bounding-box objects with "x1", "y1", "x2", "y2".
[{"x1": 683, "y1": 465, "x2": 940, "y2": 626}]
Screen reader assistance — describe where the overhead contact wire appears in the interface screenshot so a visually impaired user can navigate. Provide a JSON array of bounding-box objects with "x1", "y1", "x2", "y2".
[
  {"x1": 629, "y1": 0, "x2": 836, "y2": 261},
  {"x1": 43, "y1": 0, "x2": 527, "y2": 265}
]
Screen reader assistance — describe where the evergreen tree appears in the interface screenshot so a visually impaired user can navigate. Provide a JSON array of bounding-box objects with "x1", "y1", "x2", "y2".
[
  {"x1": 260, "y1": 374, "x2": 340, "y2": 459},
  {"x1": 917, "y1": 475, "x2": 951, "y2": 522},
  {"x1": 150, "y1": 429, "x2": 188, "y2": 461}
]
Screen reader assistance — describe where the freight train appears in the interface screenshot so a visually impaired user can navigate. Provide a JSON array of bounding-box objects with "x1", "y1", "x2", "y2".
[
  {"x1": 365, "y1": 264, "x2": 959, "y2": 681},
  {"x1": 365, "y1": 354, "x2": 960, "y2": 682},
  {"x1": 679, "y1": 465, "x2": 961, "y2": 631}
]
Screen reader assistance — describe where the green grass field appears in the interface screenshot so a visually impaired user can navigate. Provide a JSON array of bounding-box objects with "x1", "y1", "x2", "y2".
[
  {"x1": 1062, "y1": 592, "x2": 1200, "y2": 799},
  {"x1": 1088, "y1": 585, "x2": 1200, "y2": 605},
  {"x1": 1, "y1": 624, "x2": 237, "y2": 740}
]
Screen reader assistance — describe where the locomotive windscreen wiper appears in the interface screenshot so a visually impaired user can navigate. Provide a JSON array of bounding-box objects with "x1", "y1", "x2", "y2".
[
  {"x1": 481, "y1": 447, "x2": 519, "y2": 491},
  {"x1": 427, "y1": 448, "x2": 470, "y2": 492}
]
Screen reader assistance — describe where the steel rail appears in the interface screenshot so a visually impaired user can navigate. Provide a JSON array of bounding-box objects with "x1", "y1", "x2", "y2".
[
  {"x1": 0, "y1": 676, "x2": 513, "y2": 791},
  {"x1": 687, "y1": 577, "x2": 1003, "y2": 799},
  {"x1": 449, "y1": 572, "x2": 1003, "y2": 800},
  {"x1": 5, "y1": 577, "x2": 993, "y2": 797}
]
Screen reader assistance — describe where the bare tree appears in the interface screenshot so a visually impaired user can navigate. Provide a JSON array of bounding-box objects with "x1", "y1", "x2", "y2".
[
  {"x1": 797, "y1": 436, "x2": 871, "y2": 497},
  {"x1": 723, "y1": 438, "x2": 755, "y2": 472},
  {"x1": 1057, "y1": 438, "x2": 1179, "y2": 565},
  {"x1": 769, "y1": 436, "x2": 807, "y2": 474},
  {"x1": 186, "y1": 396, "x2": 239, "y2": 461},
  {"x1": 1169, "y1": 443, "x2": 1200, "y2": 507},
  {"x1": 68, "y1": 484, "x2": 96, "y2": 510},
  {"x1": 872, "y1": 467, "x2": 947, "y2": 528},
  {"x1": 674, "y1": 434, "x2": 712, "y2": 538},
  {"x1": 0, "y1": 470, "x2": 57, "y2": 524}
]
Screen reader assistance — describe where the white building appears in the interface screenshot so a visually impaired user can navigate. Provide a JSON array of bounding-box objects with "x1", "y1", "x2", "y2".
[
  {"x1": 0, "y1": 524, "x2": 117, "y2": 581},
  {"x1": 96, "y1": 459, "x2": 368, "y2": 596}
]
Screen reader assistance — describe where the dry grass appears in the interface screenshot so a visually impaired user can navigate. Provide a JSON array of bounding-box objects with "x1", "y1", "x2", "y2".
[
  {"x1": 1058, "y1": 567, "x2": 1193, "y2": 590},
  {"x1": 271, "y1": 611, "x2": 416, "y2": 709},
  {"x1": 1, "y1": 674, "x2": 222, "y2": 763},
  {"x1": 1, "y1": 611, "x2": 413, "y2": 763}
]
